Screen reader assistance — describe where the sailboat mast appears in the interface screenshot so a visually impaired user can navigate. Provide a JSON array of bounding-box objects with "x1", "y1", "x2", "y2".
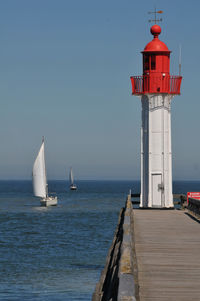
[
  {"x1": 42, "y1": 137, "x2": 48, "y2": 198},
  {"x1": 46, "y1": 184, "x2": 48, "y2": 198}
]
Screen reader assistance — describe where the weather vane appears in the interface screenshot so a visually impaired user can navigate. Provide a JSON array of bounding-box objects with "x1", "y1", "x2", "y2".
[{"x1": 148, "y1": 8, "x2": 163, "y2": 24}]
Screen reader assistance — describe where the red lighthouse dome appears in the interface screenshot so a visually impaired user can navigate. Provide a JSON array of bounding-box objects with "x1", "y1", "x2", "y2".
[{"x1": 143, "y1": 25, "x2": 170, "y2": 52}]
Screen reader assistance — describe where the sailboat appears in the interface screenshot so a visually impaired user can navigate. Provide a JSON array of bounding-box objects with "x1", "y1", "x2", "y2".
[
  {"x1": 32, "y1": 138, "x2": 57, "y2": 206},
  {"x1": 69, "y1": 167, "x2": 77, "y2": 190}
]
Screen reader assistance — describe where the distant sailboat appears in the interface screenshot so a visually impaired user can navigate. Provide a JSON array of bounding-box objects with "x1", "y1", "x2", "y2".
[
  {"x1": 69, "y1": 167, "x2": 77, "y2": 190},
  {"x1": 32, "y1": 138, "x2": 57, "y2": 206}
]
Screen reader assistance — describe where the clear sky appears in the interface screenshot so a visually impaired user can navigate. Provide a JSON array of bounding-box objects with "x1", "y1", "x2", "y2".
[{"x1": 0, "y1": 0, "x2": 199, "y2": 180}]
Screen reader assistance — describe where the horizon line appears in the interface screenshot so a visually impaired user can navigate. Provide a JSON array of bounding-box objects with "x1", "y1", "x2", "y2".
[{"x1": 0, "y1": 179, "x2": 199, "y2": 182}]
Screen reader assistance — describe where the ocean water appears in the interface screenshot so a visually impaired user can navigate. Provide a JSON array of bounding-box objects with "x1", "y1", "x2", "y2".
[{"x1": 0, "y1": 180, "x2": 199, "y2": 301}]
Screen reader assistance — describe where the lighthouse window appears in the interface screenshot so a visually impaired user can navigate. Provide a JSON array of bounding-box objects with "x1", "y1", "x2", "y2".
[
  {"x1": 144, "y1": 55, "x2": 149, "y2": 70},
  {"x1": 151, "y1": 55, "x2": 156, "y2": 70}
]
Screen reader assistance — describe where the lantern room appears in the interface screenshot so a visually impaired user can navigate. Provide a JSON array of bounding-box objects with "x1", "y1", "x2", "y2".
[
  {"x1": 130, "y1": 24, "x2": 182, "y2": 95},
  {"x1": 143, "y1": 25, "x2": 170, "y2": 76}
]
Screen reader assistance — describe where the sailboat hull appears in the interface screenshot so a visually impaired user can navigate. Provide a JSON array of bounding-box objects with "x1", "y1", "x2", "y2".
[
  {"x1": 70, "y1": 185, "x2": 77, "y2": 191},
  {"x1": 40, "y1": 196, "x2": 58, "y2": 207}
]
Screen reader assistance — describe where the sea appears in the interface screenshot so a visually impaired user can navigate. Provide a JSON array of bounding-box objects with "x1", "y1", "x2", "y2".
[{"x1": 0, "y1": 180, "x2": 199, "y2": 301}]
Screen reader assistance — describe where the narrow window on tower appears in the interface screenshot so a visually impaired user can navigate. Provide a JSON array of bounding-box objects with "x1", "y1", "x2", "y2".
[
  {"x1": 144, "y1": 55, "x2": 149, "y2": 71},
  {"x1": 151, "y1": 55, "x2": 156, "y2": 70}
]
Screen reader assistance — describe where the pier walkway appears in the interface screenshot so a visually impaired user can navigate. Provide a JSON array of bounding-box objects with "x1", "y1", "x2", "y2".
[{"x1": 134, "y1": 209, "x2": 200, "y2": 301}]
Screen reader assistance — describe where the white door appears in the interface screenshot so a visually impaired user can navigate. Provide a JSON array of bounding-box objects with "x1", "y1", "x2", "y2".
[{"x1": 152, "y1": 174, "x2": 162, "y2": 207}]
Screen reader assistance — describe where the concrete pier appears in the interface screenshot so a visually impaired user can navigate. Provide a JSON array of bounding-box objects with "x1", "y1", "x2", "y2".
[{"x1": 93, "y1": 197, "x2": 200, "y2": 301}]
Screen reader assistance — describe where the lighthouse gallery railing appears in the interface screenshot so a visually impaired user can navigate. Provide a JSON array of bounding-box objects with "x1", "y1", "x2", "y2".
[{"x1": 130, "y1": 75, "x2": 182, "y2": 95}]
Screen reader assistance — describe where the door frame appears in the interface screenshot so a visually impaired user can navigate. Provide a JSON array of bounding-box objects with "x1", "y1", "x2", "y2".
[{"x1": 151, "y1": 173, "x2": 163, "y2": 207}]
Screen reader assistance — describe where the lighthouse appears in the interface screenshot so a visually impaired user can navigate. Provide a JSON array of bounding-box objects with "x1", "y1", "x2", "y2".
[{"x1": 130, "y1": 20, "x2": 182, "y2": 208}]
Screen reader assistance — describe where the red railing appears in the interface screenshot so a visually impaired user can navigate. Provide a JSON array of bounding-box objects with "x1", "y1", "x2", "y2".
[{"x1": 130, "y1": 75, "x2": 182, "y2": 95}]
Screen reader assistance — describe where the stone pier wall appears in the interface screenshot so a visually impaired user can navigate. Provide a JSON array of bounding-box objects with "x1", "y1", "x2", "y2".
[{"x1": 92, "y1": 196, "x2": 137, "y2": 301}]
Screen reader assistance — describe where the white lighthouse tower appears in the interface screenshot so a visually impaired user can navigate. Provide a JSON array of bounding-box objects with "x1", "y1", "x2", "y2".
[{"x1": 130, "y1": 20, "x2": 182, "y2": 208}]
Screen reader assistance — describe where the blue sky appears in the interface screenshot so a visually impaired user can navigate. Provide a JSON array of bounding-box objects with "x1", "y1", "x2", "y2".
[{"x1": 0, "y1": 0, "x2": 199, "y2": 180}]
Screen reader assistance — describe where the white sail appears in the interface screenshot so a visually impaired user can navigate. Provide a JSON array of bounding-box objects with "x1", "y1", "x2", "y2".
[
  {"x1": 32, "y1": 141, "x2": 47, "y2": 198},
  {"x1": 69, "y1": 167, "x2": 74, "y2": 185}
]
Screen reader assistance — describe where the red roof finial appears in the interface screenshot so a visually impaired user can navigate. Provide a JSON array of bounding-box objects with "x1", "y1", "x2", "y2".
[{"x1": 150, "y1": 24, "x2": 161, "y2": 38}]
